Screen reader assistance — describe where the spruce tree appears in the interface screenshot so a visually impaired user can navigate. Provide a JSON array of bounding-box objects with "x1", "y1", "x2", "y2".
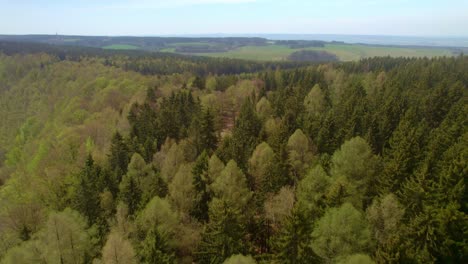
[
  {"x1": 119, "y1": 173, "x2": 142, "y2": 216},
  {"x1": 191, "y1": 151, "x2": 211, "y2": 222},
  {"x1": 380, "y1": 109, "x2": 427, "y2": 193},
  {"x1": 272, "y1": 206, "x2": 319, "y2": 264},
  {"x1": 230, "y1": 99, "x2": 261, "y2": 171},
  {"x1": 140, "y1": 227, "x2": 175, "y2": 264},
  {"x1": 196, "y1": 199, "x2": 247, "y2": 264},
  {"x1": 74, "y1": 154, "x2": 101, "y2": 225},
  {"x1": 108, "y1": 131, "x2": 131, "y2": 182},
  {"x1": 200, "y1": 109, "x2": 218, "y2": 154}
]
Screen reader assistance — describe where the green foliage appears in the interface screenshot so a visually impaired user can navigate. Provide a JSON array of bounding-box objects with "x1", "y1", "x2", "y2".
[
  {"x1": 192, "y1": 75, "x2": 206, "y2": 90},
  {"x1": 256, "y1": 97, "x2": 273, "y2": 120},
  {"x1": 248, "y1": 142, "x2": 275, "y2": 192},
  {"x1": 264, "y1": 186, "x2": 295, "y2": 228},
  {"x1": 211, "y1": 160, "x2": 252, "y2": 211},
  {"x1": 157, "y1": 91, "x2": 201, "y2": 143},
  {"x1": 119, "y1": 173, "x2": 142, "y2": 216},
  {"x1": 1, "y1": 239, "x2": 42, "y2": 264},
  {"x1": 120, "y1": 153, "x2": 167, "y2": 214},
  {"x1": 196, "y1": 198, "x2": 248, "y2": 264},
  {"x1": 40, "y1": 208, "x2": 93, "y2": 264},
  {"x1": 336, "y1": 254, "x2": 375, "y2": 264},
  {"x1": 168, "y1": 164, "x2": 195, "y2": 215},
  {"x1": 366, "y1": 194, "x2": 405, "y2": 263},
  {"x1": 286, "y1": 129, "x2": 315, "y2": 180},
  {"x1": 311, "y1": 203, "x2": 371, "y2": 262},
  {"x1": 140, "y1": 227, "x2": 175, "y2": 264},
  {"x1": 0, "y1": 49, "x2": 466, "y2": 263},
  {"x1": 73, "y1": 154, "x2": 102, "y2": 224},
  {"x1": 268, "y1": 143, "x2": 293, "y2": 193},
  {"x1": 136, "y1": 196, "x2": 179, "y2": 239},
  {"x1": 191, "y1": 151, "x2": 212, "y2": 222},
  {"x1": 296, "y1": 165, "x2": 331, "y2": 217},
  {"x1": 190, "y1": 108, "x2": 218, "y2": 155},
  {"x1": 108, "y1": 132, "x2": 131, "y2": 183},
  {"x1": 380, "y1": 109, "x2": 427, "y2": 193},
  {"x1": 330, "y1": 136, "x2": 380, "y2": 208},
  {"x1": 102, "y1": 231, "x2": 137, "y2": 264},
  {"x1": 272, "y1": 206, "x2": 319, "y2": 264},
  {"x1": 367, "y1": 194, "x2": 404, "y2": 243},
  {"x1": 223, "y1": 254, "x2": 256, "y2": 264},
  {"x1": 227, "y1": 99, "x2": 261, "y2": 171},
  {"x1": 208, "y1": 154, "x2": 225, "y2": 183},
  {"x1": 2, "y1": 209, "x2": 92, "y2": 264},
  {"x1": 304, "y1": 84, "x2": 326, "y2": 118}
]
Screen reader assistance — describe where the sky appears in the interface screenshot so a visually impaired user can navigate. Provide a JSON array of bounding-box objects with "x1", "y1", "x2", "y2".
[{"x1": 1, "y1": 0, "x2": 467, "y2": 36}]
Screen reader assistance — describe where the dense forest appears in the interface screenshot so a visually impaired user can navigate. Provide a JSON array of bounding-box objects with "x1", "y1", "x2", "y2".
[
  {"x1": 288, "y1": 50, "x2": 338, "y2": 62},
  {"x1": 0, "y1": 43, "x2": 466, "y2": 264},
  {"x1": 0, "y1": 35, "x2": 270, "y2": 52}
]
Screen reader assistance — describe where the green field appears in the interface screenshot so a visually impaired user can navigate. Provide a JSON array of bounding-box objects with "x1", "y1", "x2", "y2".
[
  {"x1": 183, "y1": 44, "x2": 454, "y2": 61},
  {"x1": 103, "y1": 44, "x2": 140, "y2": 50},
  {"x1": 100, "y1": 41, "x2": 455, "y2": 62},
  {"x1": 169, "y1": 42, "x2": 219, "y2": 47},
  {"x1": 101, "y1": 42, "x2": 455, "y2": 62}
]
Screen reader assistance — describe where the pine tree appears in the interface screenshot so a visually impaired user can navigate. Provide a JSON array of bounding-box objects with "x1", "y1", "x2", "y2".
[
  {"x1": 191, "y1": 108, "x2": 218, "y2": 155},
  {"x1": 108, "y1": 131, "x2": 131, "y2": 185},
  {"x1": 74, "y1": 154, "x2": 101, "y2": 225},
  {"x1": 380, "y1": 109, "x2": 427, "y2": 193},
  {"x1": 316, "y1": 110, "x2": 338, "y2": 154},
  {"x1": 272, "y1": 206, "x2": 319, "y2": 264},
  {"x1": 128, "y1": 102, "x2": 159, "y2": 160},
  {"x1": 140, "y1": 227, "x2": 175, "y2": 264},
  {"x1": 119, "y1": 173, "x2": 142, "y2": 216},
  {"x1": 193, "y1": 75, "x2": 206, "y2": 90},
  {"x1": 200, "y1": 109, "x2": 218, "y2": 153},
  {"x1": 191, "y1": 151, "x2": 211, "y2": 222},
  {"x1": 124, "y1": 153, "x2": 163, "y2": 207},
  {"x1": 196, "y1": 199, "x2": 247, "y2": 264},
  {"x1": 268, "y1": 143, "x2": 292, "y2": 193},
  {"x1": 333, "y1": 79, "x2": 370, "y2": 142},
  {"x1": 230, "y1": 99, "x2": 262, "y2": 171}
]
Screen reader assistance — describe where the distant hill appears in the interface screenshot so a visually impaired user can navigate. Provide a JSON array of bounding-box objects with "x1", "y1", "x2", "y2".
[{"x1": 0, "y1": 35, "x2": 465, "y2": 62}]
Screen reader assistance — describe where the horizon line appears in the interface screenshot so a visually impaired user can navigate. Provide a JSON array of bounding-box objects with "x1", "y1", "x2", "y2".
[{"x1": 1, "y1": 33, "x2": 468, "y2": 38}]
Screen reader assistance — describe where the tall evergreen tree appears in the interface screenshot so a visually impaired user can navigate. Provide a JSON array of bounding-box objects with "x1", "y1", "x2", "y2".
[
  {"x1": 191, "y1": 108, "x2": 218, "y2": 155},
  {"x1": 74, "y1": 154, "x2": 101, "y2": 225},
  {"x1": 140, "y1": 227, "x2": 175, "y2": 264},
  {"x1": 272, "y1": 206, "x2": 319, "y2": 264},
  {"x1": 380, "y1": 109, "x2": 427, "y2": 193},
  {"x1": 120, "y1": 176, "x2": 141, "y2": 216},
  {"x1": 108, "y1": 131, "x2": 131, "y2": 183},
  {"x1": 191, "y1": 151, "x2": 211, "y2": 222},
  {"x1": 196, "y1": 199, "x2": 247, "y2": 264},
  {"x1": 229, "y1": 99, "x2": 262, "y2": 171}
]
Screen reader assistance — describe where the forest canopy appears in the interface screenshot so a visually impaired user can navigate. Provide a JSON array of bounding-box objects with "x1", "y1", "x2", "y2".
[{"x1": 0, "y1": 42, "x2": 466, "y2": 264}]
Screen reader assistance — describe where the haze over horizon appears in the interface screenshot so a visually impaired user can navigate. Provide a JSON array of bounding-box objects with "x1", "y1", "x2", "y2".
[{"x1": 1, "y1": 0, "x2": 467, "y2": 37}]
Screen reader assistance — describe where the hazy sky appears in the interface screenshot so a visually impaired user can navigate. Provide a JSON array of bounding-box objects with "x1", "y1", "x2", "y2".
[{"x1": 1, "y1": 0, "x2": 467, "y2": 36}]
